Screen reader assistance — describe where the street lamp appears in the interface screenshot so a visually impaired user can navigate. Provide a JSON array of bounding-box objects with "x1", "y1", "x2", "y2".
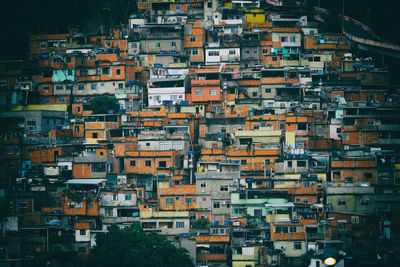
[{"x1": 324, "y1": 256, "x2": 337, "y2": 266}]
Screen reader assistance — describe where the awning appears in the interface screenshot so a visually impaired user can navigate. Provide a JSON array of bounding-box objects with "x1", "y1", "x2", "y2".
[
  {"x1": 64, "y1": 179, "x2": 106, "y2": 185},
  {"x1": 196, "y1": 244, "x2": 210, "y2": 248}
]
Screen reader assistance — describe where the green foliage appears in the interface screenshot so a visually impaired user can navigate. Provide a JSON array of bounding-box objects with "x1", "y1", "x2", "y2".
[
  {"x1": 88, "y1": 223, "x2": 194, "y2": 267},
  {"x1": 190, "y1": 219, "x2": 209, "y2": 229},
  {"x1": 90, "y1": 95, "x2": 120, "y2": 114}
]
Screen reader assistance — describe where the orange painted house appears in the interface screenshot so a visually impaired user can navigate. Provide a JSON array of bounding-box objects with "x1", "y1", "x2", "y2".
[{"x1": 158, "y1": 185, "x2": 196, "y2": 211}]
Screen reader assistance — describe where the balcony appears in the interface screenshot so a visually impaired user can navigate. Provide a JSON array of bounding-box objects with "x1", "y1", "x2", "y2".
[
  {"x1": 103, "y1": 216, "x2": 140, "y2": 225},
  {"x1": 220, "y1": 55, "x2": 240, "y2": 62},
  {"x1": 140, "y1": 31, "x2": 181, "y2": 40}
]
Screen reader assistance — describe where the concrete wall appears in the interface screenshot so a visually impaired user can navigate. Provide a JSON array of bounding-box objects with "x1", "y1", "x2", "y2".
[
  {"x1": 75, "y1": 229, "x2": 90, "y2": 242},
  {"x1": 99, "y1": 192, "x2": 137, "y2": 207},
  {"x1": 274, "y1": 240, "x2": 306, "y2": 257},
  {"x1": 140, "y1": 39, "x2": 183, "y2": 54}
]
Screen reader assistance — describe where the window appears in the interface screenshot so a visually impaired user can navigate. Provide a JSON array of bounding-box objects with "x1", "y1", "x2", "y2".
[
  {"x1": 280, "y1": 123, "x2": 285, "y2": 130},
  {"x1": 287, "y1": 161, "x2": 292, "y2": 168},
  {"x1": 294, "y1": 242, "x2": 302, "y2": 250},
  {"x1": 192, "y1": 50, "x2": 198, "y2": 55},
  {"x1": 74, "y1": 126, "x2": 80, "y2": 132},
  {"x1": 190, "y1": 36, "x2": 196, "y2": 42},
  {"x1": 159, "y1": 161, "x2": 166, "y2": 168},
  {"x1": 116, "y1": 69, "x2": 121, "y2": 75},
  {"x1": 92, "y1": 133, "x2": 98, "y2": 138},
  {"x1": 281, "y1": 36, "x2": 289, "y2": 42},
  {"x1": 333, "y1": 172, "x2": 340, "y2": 179},
  {"x1": 130, "y1": 160, "x2": 136, "y2": 167},
  {"x1": 297, "y1": 161, "x2": 306, "y2": 167},
  {"x1": 102, "y1": 67, "x2": 110, "y2": 75},
  {"x1": 118, "y1": 83, "x2": 123, "y2": 89},
  {"x1": 207, "y1": 1, "x2": 212, "y2": 8},
  {"x1": 172, "y1": 142, "x2": 183, "y2": 150},
  {"x1": 156, "y1": 42, "x2": 160, "y2": 48},
  {"x1": 166, "y1": 198, "x2": 174, "y2": 205},
  {"x1": 220, "y1": 185, "x2": 228, "y2": 192},
  {"x1": 185, "y1": 198, "x2": 192, "y2": 204},
  {"x1": 171, "y1": 41, "x2": 176, "y2": 47},
  {"x1": 195, "y1": 89, "x2": 203, "y2": 96},
  {"x1": 78, "y1": 84, "x2": 84, "y2": 90},
  {"x1": 364, "y1": 173, "x2": 373, "y2": 179},
  {"x1": 91, "y1": 84, "x2": 97, "y2": 90},
  {"x1": 241, "y1": 159, "x2": 247, "y2": 165},
  {"x1": 298, "y1": 123, "x2": 307, "y2": 130},
  {"x1": 42, "y1": 84, "x2": 50, "y2": 91},
  {"x1": 40, "y1": 41, "x2": 47, "y2": 49},
  {"x1": 252, "y1": 92, "x2": 258, "y2": 97},
  {"x1": 91, "y1": 163, "x2": 106, "y2": 172},
  {"x1": 303, "y1": 198, "x2": 309, "y2": 204},
  {"x1": 27, "y1": 120, "x2": 36, "y2": 126},
  {"x1": 290, "y1": 36, "x2": 296, "y2": 42},
  {"x1": 213, "y1": 202, "x2": 220, "y2": 209},
  {"x1": 209, "y1": 89, "x2": 217, "y2": 96},
  {"x1": 201, "y1": 182, "x2": 206, "y2": 188},
  {"x1": 208, "y1": 51, "x2": 219, "y2": 56},
  {"x1": 186, "y1": 50, "x2": 191, "y2": 56},
  {"x1": 229, "y1": 50, "x2": 236, "y2": 55},
  {"x1": 254, "y1": 209, "x2": 262, "y2": 217},
  {"x1": 262, "y1": 48, "x2": 268, "y2": 54},
  {"x1": 272, "y1": 56, "x2": 277, "y2": 62},
  {"x1": 176, "y1": 221, "x2": 185, "y2": 228},
  {"x1": 275, "y1": 226, "x2": 288, "y2": 233},
  {"x1": 265, "y1": 88, "x2": 271, "y2": 93},
  {"x1": 361, "y1": 199, "x2": 369, "y2": 206},
  {"x1": 254, "y1": 124, "x2": 259, "y2": 130},
  {"x1": 125, "y1": 194, "x2": 132, "y2": 200},
  {"x1": 338, "y1": 199, "x2": 347, "y2": 206},
  {"x1": 160, "y1": 142, "x2": 170, "y2": 150},
  {"x1": 146, "y1": 142, "x2": 150, "y2": 147},
  {"x1": 131, "y1": 42, "x2": 137, "y2": 48},
  {"x1": 56, "y1": 85, "x2": 64, "y2": 90},
  {"x1": 145, "y1": 160, "x2": 151, "y2": 167},
  {"x1": 290, "y1": 226, "x2": 297, "y2": 233}
]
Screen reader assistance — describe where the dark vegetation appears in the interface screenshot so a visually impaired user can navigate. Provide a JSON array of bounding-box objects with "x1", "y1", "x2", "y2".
[
  {"x1": 90, "y1": 95, "x2": 120, "y2": 114},
  {"x1": 88, "y1": 223, "x2": 194, "y2": 267}
]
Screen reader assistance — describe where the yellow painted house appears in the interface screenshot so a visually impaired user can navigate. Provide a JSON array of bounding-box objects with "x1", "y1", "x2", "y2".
[{"x1": 245, "y1": 9, "x2": 265, "y2": 24}]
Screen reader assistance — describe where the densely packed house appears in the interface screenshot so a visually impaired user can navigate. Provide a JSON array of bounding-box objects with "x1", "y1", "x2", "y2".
[{"x1": 1, "y1": 0, "x2": 400, "y2": 266}]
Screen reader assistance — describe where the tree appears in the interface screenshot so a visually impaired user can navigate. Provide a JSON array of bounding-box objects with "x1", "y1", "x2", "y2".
[
  {"x1": 88, "y1": 223, "x2": 194, "y2": 267},
  {"x1": 90, "y1": 95, "x2": 120, "y2": 114}
]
